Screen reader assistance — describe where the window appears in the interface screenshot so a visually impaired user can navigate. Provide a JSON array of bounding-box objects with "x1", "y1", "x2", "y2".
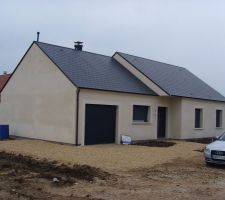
[
  {"x1": 216, "y1": 110, "x2": 223, "y2": 128},
  {"x1": 195, "y1": 108, "x2": 203, "y2": 128},
  {"x1": 133, "y1": 105, "x2": 150, "y2": 122}
]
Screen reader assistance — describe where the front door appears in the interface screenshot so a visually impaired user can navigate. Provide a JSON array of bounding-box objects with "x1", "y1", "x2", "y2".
[{"x1": 157, "y1": 107, "x2": 167, "y2": 138}]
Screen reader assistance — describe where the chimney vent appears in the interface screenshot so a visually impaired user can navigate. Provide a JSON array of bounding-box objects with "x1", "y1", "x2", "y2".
[
  {"x1": 74, "y1": 41, "x2": 83, "y2": 51},
  {"x1": 37, "y1": 32, "x2": 40, "y2": 42},
  {"x1": 3, "y1": 71, "x2": 7, "y2": 75}
]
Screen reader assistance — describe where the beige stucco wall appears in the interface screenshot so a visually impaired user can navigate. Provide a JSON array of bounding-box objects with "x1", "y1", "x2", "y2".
[
  {"x1": 170, "y1": 97, "x2": 182, "y2": 139},
  {"x1": 78, "y1": 89, "x2": 179, "y2": 145},
  {"x1": 180, "y1": 98, "x2": 225, "y2": 139},
  {"x1": 0, "y1": 43, "x2": 76, "y2": 144}
]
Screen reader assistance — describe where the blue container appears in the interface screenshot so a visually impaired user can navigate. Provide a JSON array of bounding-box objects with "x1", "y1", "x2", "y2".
[{"x1": 0, "y1": 125, "x2": 9, "y2": 140}]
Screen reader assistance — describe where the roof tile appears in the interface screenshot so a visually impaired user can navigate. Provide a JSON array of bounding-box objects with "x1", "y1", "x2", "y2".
[
  {"x1": 118, "y1": 52, "x2": 225, "y2": 102},
  {"x1": 35, "y1": 42, "x2": 156, "y2": 95}
]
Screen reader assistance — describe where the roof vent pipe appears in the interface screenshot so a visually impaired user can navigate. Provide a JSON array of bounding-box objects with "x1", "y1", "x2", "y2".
[
  {"x1": 74, "y1": 41, "x2": 83, "y2": 51},
  {"x1": 37, "y1": 32, "x2": 40, "y2": 42}
]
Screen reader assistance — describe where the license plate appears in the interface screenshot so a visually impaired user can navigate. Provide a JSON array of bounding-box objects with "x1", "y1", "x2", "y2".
[{"x1": 212, "y1": 155, "x2": 225, "y2": 160}]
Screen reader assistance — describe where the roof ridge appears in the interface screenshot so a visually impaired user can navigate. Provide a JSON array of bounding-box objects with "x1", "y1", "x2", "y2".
[
  {"x1": 117, "y1": 52, "x2": 186, "y2": 70},
  {"x1": 35, "y1": 41, "x2": 112, "y2": 59}
]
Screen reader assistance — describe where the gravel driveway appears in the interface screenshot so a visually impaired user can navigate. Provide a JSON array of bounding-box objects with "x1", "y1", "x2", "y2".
[{"x1": 0, "y1": 139, "x2": 205, "y2": 173}]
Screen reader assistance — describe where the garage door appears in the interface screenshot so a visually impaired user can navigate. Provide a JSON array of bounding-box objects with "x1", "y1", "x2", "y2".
[{"x1": 85, "y1": 104, "x2": 116, "y2": 145}]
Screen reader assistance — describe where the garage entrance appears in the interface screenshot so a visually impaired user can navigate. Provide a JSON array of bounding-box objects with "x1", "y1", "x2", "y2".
[{"x1": 85, "y1": 104, "x2": 117, "y2": 145}]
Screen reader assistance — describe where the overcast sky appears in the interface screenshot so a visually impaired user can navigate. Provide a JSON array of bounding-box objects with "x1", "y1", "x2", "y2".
[{"x1": 1, "y1": 0, "x2": 225, "y2": 95}]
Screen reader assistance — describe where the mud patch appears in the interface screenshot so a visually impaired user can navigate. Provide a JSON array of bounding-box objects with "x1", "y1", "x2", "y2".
[
  {"x1": 132, "y1": 140, "x2": 176, "y2": 147},
  {"x1": 0, "y1": 151, "x2": 111, "y2": 183},
  {"x1": 185, "y1": 137, "x2": 214, "y2": 144},
  {"x1": 0, "y1": 151, "x2": 107, "y2": 200},
  {"x1": 194, "y1": 148, "x2": 205, "y2": 152}
]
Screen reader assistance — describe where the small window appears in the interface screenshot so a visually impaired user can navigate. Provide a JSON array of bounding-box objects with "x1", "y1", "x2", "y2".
[
  {"x1": 133, "y1": 105, "x2": 150, "y2": 122},
  {"x1": 216, "y1": 110, "x2": 223, "y2": 128},
  {"x1": 195, "y1": 108, "x2": 203, "y2": 128}
]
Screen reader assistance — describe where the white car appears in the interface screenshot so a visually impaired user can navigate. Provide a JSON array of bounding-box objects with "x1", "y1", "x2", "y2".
[{"x1": 204, "y1": 132, "x2": 225, "y2": 165}]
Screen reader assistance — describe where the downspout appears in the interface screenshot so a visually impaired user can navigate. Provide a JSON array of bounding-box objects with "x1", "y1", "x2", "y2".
[{"x1": 75, "y1": 88, "x2": 80, "y2": 146}]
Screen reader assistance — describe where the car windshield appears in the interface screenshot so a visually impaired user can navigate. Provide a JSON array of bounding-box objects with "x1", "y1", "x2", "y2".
[{"x1": 218, "y1": 132, "x2": 225, "y2": 141}]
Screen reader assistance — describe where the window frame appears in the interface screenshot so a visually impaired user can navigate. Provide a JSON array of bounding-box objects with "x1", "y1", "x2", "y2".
[
  {"x1": 216, "y1": 109, "x2": 223, "y2": 128},
  {"x1": 132, "y1": 105, "x2": 151, "y2": 124},
  {"x1": 195, "y1": 108, "x2": 203, "y2": 129}
]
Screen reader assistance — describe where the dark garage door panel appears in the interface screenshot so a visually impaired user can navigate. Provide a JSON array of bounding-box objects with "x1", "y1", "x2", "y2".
[{"x1": 85, "y1": 104, "x2": 116, "y2": 145}]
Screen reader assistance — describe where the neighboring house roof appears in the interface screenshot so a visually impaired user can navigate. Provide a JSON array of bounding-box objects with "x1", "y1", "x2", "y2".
[
  {"x1": 117, "y1": 52, "x2": 225, "y2": 102},
  {"x1": 0, "y1": 74, "x2": 10, "y2": 92},
  {"x1": 35, "y1": 42, "x2": 156, "y2": 95}
]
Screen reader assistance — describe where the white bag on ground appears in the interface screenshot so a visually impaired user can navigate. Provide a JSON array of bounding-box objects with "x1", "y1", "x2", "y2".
[{"x1": 121, "y1": 135, "x2": 132, "y2": 145}]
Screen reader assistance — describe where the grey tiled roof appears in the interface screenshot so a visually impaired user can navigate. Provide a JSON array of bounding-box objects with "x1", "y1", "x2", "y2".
[
  {"x1": 118, "y1": 52, "x2": 225, "y2": 102},
  {"x1": 35, "y1": 42, "x2": 156, "y2": 95}
]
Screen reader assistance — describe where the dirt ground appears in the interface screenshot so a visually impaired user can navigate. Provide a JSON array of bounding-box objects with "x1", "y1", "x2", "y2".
[
  {"x1": 0, "y1": 139, "x2": 206, "y2": 173},
  {"x1": 0, "y1": 139, "x2": 225, "y2": 200}
]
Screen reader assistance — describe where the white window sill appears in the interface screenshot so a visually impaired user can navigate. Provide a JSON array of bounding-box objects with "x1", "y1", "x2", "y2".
[
  {"x1": 194, "y1": 128, "x2": 204, "y2": 130},
  {"x1": 132, "y1": 121, "x2": 151, "y2": 125},
  {"x1": 216, "y1": 127, "x2": 223, "y2": 129}
]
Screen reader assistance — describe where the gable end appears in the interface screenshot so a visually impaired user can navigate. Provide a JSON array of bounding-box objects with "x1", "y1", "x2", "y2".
[{"x1": 113, "y1": 53, "x2": 169, "y2": 96}]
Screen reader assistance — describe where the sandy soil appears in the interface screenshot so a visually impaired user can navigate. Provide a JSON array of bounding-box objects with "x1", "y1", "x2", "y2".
[
  {"x1": 0, "y1": 139, "x2": 225, "y2": 200},
  {"x1": 0, "y1": 139, "x2": 205, "y2": 173}
]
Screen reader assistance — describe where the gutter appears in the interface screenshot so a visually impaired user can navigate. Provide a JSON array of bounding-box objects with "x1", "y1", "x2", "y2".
[{"x1": 75, "y1": 88, "x2": 80, "y2": 146}]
